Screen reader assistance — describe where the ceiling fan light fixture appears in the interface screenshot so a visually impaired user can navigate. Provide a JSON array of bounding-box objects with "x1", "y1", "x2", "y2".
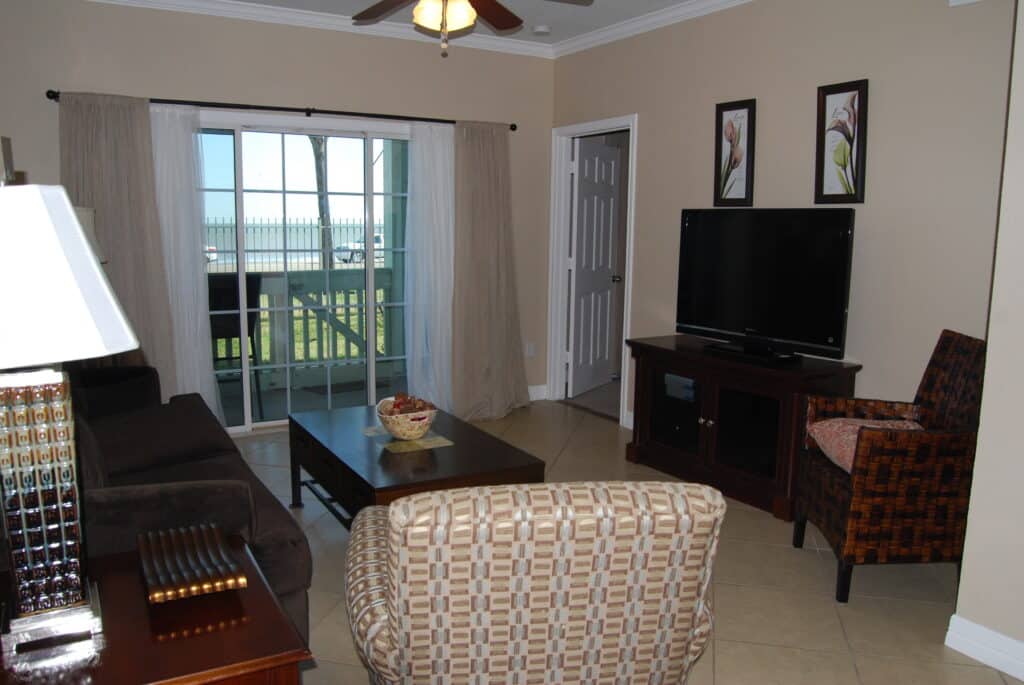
[{"x1": 413, "y1": 0, "x2": 477, "y2": 33}]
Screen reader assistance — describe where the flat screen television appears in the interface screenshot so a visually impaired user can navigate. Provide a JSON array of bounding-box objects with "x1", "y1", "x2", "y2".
[{"x1": 676, "y1": 208, "x2": 854, "y2": 360}]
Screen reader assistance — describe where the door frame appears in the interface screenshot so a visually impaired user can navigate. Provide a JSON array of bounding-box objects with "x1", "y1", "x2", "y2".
[{"x1": 546, "y1": 114, "x2": 639, "y2": 429}]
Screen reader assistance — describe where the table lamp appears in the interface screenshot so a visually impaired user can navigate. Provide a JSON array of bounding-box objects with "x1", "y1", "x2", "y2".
[{"x1": 0, "y1": 185, "x2": 138, "y2": 667}]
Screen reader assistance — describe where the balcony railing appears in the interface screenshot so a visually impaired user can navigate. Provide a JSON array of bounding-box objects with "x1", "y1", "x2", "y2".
[{"x1": 205, "y1": 217, "x2": 404, "y2": 374}]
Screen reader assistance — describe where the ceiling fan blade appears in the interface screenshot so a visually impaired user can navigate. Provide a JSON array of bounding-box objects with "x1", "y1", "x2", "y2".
[
  {"x1": 353, "y1": 0, "x2": 414, "y2": 22},
  {"x1": 468, "y1": 0, "x2": 523, "y2": 31}
]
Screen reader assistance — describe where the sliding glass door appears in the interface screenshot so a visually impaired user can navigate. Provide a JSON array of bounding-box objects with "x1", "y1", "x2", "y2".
[{"x1": 199, "y1": 125, "x2": 408, "y2": 427}]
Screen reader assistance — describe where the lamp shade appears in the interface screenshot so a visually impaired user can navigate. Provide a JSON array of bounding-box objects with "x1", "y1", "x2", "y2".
[
  {"x1": 413, "y1": 0, "x2": 477, "y2": 32},
  {"x1": 0, "y1": 185, "x2": 137, "y2": 369}
]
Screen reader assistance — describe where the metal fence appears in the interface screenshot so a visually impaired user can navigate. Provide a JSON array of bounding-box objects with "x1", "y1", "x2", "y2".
[{"x1": 204, "y1": 218, "x2": 386, "y2": 273}]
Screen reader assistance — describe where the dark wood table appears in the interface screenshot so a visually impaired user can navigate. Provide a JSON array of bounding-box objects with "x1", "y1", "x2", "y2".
[
  {"x1": 0, "y1": 538, "x2": 309, "y2": 684},
  {"x1": 289, "y1": 406, "x2": 545, "y2": 527}
]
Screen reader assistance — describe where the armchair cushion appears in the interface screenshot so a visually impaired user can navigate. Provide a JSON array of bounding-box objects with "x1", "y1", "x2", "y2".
[{"x1": 808, "y1": 418, "x2": 923, "y2": 473}]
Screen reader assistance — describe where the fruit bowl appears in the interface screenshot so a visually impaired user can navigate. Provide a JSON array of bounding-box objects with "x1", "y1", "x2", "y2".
[{"x1": 376, "y1": 396, "x2": 437, "y2": 441}]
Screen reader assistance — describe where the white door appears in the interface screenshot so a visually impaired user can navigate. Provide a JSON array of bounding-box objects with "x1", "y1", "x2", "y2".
[{"x1": 568, "y1": 136, "x2": 621, "y2": 397}]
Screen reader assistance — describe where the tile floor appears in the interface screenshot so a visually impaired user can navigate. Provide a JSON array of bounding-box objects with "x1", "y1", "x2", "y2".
[
  {"x1": 233, "y1": 400, "x2": 1017, "y2": 685},
  {"x1": 563, "y1": 379, "x2": 621, "y2": 420}
]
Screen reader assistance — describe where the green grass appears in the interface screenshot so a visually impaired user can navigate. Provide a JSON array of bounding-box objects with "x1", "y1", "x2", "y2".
[{"x1": 213, "y1": 290, "x2": 401, "y2": 369}]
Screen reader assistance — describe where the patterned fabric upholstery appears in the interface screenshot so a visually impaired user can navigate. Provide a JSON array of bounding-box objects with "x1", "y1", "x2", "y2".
[
  {"x1": 346, "y1": 481, "x2": 726, "y2": 685},
  {"x1": 795, "y1": 329, "x2": 985, "y2": 599},
  {"x1": 808, "y1": 418, "x2": 922, "y2": 473}
]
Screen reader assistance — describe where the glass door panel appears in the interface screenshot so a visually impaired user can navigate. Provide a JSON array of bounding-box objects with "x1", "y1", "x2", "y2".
[
  {"x1": 204, "y1": 127, "x2": 408, "y2": 428},
  {"x1": 201, "y1": 130, "x2": 246, "y2": 426},
  {"x1": 291, "y1": 365, "x2": 329, "y2": 413},
  {"x1": 651, "y1": 372, "x2": 702, "y2": 456}
]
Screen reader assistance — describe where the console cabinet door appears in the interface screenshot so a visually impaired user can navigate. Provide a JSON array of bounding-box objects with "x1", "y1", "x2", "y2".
[
  {"x1": 707, "y1": 383, "x2": 783, "y2": 482},
  {"x1": 648, "y1": 366, "x2": 707, "y2": 462}
]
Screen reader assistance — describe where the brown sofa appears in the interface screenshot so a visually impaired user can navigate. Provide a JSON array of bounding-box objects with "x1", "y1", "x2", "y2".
[{"x1": 72, "y1": 367, "x2": 312, "y2": 642}]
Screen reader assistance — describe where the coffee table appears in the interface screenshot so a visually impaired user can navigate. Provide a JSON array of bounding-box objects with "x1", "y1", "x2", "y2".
[{"x1": 289, "y1": 406, "x2": 545, "y2": 527}]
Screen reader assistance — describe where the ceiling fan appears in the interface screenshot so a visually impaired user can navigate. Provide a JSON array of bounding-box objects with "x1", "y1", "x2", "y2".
[{"x1": 354, "y1": 0, "x2": 592, "y2": 55}]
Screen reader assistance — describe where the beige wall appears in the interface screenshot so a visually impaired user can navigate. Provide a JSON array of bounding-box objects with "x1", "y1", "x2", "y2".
[
  {"x1": 955, "y1": 2, "x2": 1024, "y2": 645},
  {"x1": 555, "y1": 0, "x2": 1013, "y2": 407},
  {"x1": 1, "y1": 0, "x2": 1014, "y2": 402},
  {"x1": 0, "y1": 0, "x2": 554, "y2": 384}
]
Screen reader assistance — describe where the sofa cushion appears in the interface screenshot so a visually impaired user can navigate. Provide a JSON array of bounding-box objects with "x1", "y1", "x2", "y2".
[
  {"x1": 808, "y1": 418, "x2": 923, "y2": 473},
  {"x1": 109, "y1": 453, "x2": 312, "y2": 597},
  {"x1": 90, "y1": 393, "x2": 237, "y2": 478}
]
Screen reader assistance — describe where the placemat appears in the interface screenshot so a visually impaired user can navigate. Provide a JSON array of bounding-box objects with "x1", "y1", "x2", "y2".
[{"x1": 362, "y1": 426, "x2": 454, "y2": 452}]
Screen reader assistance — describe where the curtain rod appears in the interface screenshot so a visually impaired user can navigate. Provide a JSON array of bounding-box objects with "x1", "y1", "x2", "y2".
[{"x1": 44, "y1": 90, "x2": 517, "y2": 131}]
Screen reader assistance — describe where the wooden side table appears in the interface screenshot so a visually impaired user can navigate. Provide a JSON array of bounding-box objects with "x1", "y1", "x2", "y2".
[{"x1": 1, "y1": 537, "x2": 310, "y2": 683}]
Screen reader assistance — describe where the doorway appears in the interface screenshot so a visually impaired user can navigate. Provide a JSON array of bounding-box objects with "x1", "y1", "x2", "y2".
[{"x1": 546, "y1": 115, "x2": 638, "y2": 428}]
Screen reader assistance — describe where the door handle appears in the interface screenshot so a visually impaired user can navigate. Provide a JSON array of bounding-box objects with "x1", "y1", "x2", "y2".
[
  {"x1": 697, "y1": 417, "x2": 706, "y2": 425},
  {"x1": 706, "y1": 419, "x2": 715, "y2": 428},
  {"x1": 611, "y1": 275, "x2": 623, "y2": 283}
]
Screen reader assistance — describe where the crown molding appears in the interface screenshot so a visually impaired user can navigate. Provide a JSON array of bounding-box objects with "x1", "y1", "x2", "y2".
[
  {"x1": 86, "y1": 0, "x2": 554, "y2": 58},
  {"x1": 551, "y1": 0, "x2": 753, "y2": 57},
  {"x1": 87, "y1": 0, "x2": 768, "y2": 60}
]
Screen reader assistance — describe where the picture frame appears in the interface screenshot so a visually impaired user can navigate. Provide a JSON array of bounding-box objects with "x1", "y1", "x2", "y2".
[
  {"x1": 815, "y1": 79, "x2": 868, "y2": 204},
  {"x1": 714, "y1": 99, "x2": 756, "y2": 207}
]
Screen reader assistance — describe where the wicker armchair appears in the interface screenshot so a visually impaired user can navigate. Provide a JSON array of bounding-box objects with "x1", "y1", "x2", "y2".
[
  {"x1": 345, "y1": 481, "x2": 726, "y2": 684},
  {"x1": 793, "y1": 329, "x2": 986, "y2": 602}
]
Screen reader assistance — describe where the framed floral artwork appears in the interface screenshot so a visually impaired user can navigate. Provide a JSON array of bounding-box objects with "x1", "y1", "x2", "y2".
[
  {"x1": 714, "y1": 99, "x2": 756, "y2": 206},
  {"x1": 815, "y1": 79, "x2": 868, "y2": 204}
]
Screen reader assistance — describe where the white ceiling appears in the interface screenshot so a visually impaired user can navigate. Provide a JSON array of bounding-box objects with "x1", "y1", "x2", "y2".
[{"x1": 242, "y1": 0, "x2": 696, "y2": 44}]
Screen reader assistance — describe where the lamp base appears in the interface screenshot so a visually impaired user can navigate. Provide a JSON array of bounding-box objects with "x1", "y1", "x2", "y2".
[{"x1": 1, "y1": 581, "x2": 103, "y2": 671}]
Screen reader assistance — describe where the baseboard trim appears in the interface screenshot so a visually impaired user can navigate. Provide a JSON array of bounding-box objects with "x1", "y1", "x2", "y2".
[
  {"x1": 945, "y1": 614, "x2": 1024, "y2": 680},
  {"x1": 528, "y1": 385, "x2": 549, "y2": 402}
]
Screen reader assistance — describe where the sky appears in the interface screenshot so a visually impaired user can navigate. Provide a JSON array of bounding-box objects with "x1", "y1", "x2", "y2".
[{"x1": 199, "y1": 131, "x2": 400, "y2": 224}]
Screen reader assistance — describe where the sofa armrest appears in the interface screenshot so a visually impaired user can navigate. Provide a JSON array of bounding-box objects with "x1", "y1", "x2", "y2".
[
  {"x1": 345, "y1": 506, "x2": 398, "y2": 682},
  {"x1": 69, "y1": 366, "x2": 162, "y2": 420},
  {"x1": 84, "y1": 480, "x2": 254, "y2": 558},
  {"x1": 844, "y1": 428, "x2": 976, "y2": 563},
  {"x1": 805, "y1": 396, "x2": 919, "y2": 448}
]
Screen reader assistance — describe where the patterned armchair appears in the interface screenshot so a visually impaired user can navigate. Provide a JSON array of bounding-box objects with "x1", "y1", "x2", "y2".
[
  {"x1": 345, "y1": 481, "x2": 726, "y2": 684},
  {"x1": 793, "y1": 329, "x2": 986, "y2": 602}
]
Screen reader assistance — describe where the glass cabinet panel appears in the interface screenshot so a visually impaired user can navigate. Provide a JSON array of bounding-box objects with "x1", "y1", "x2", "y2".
[{"x1": 651, "y1": 372, "x2": 701, "y2": 456}]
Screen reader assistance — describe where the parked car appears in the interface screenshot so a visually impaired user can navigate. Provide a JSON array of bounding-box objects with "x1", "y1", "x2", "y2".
[
  {"x1": 205, "y1": 245, "x2": 218, "y2": 262},
  {"x1": 334, "y1": 235, "x2": 383, "y2": 265}
]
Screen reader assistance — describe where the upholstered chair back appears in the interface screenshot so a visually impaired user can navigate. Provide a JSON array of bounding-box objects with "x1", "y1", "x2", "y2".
[
  {"x1": 377, "y1": 481, "x2": 724, "y2": 684},
  {"x1": 913, "y1": 329, "x2": 986, "y2": 431}
]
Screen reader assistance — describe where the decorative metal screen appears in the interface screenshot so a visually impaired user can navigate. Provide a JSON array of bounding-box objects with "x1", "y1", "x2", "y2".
[{"x1": 0, "y1": 373, "x2": 86, "y2": 618}]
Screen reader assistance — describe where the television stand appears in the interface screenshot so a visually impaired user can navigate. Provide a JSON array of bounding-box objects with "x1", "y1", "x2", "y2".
[{"x1": 626, "y1": 334, "x2": 861, "y2": 519}]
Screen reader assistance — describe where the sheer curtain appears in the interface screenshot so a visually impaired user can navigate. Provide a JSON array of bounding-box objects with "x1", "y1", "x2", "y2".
[
  {"x1": 59, "y1": 93, "x2": 178, "y2": 398},
  {"x1": 452, "y1": 122, "x2": 529, "y2": 420},
  {"x1": 150, "y1": 105, "x2": 222, "y2": 420},
  {"x1": 404, "y1": 123, "x2": 455, "y2": 412}
]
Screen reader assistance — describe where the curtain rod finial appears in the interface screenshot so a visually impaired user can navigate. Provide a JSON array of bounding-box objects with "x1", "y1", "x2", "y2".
[
  {"x1": 510, "y1": 123, "x2": 518, "y2": 131},
  {"x1": 46, "y1": 90, "x2": 61, "y2": 101}
]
